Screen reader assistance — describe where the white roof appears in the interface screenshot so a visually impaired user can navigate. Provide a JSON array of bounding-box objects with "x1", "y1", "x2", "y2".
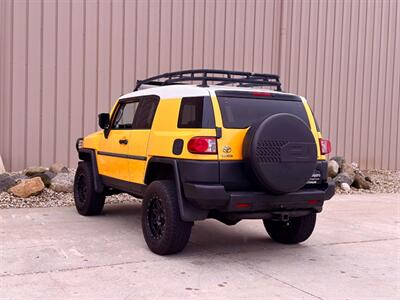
[{"x1": 119, "y1": 84, "x2": 299, "y2": 100}]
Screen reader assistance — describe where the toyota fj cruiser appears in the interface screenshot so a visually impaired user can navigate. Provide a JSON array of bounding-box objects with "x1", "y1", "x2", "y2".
[{"x1": 74, "y1": 69, "x2": 335, "y2": 255}]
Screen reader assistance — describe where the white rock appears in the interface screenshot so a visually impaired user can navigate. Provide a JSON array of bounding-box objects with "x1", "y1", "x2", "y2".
[
  {"x1": 340, "y1": 182, "x2": 351, "y2": 192},
  {"x1": 351, "y1": 162, "x2": 359, "y2": 169},
  {"x1": 0, "y1": 155, "x2": 5, "y2": 174},
  {"x1": 328, "y1": 160, "x2": 339, "y2": 178}
]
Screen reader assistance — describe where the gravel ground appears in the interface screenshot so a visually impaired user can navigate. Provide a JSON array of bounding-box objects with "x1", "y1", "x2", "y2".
[
  {"x1": 335, "y1": 169, "x2": 400, "y2": 194},
  {"x1": 0, "y1": 169, "x2": 398, "y2": 209},
  {"x1": 0, "y1": 190, "x2": 140, "y2": 209}
]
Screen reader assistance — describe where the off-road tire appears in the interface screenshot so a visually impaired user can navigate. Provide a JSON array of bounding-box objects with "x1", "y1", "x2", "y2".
[
  {"x1": 142, "y1": 180, "x2": 193, "y2": 255},
  {"x1": 263, "y1": 213, "x2": 316, "y2": 244},
  {"x1": 74, "y1": 161, "x2": 105, "y2": 216}
]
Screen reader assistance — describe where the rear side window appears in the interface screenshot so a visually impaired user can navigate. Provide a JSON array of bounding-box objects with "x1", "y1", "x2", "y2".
[
  {"x1": 133, "y1": 96, "x2": 160, "y2": 129},
  {"x1": 178, "y1": 97, "x2": 215, "y2": 128},
  {"x1": 217, "y1": 96, "x2": 310, "y2": 129}
]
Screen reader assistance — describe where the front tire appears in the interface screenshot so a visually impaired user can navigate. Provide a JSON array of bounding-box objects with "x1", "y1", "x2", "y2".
[
  {"x1": 263, "y1": 213, "x2": 316, "y2": 244},
  {"x1": 142, "y1": 180, "x2": 193, "y2": 255},
  {"x1": 74, "y1": 161, "x2": 105, "y2": 216}
]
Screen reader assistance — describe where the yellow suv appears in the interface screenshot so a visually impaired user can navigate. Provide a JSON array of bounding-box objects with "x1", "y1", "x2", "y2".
[{"x1": 74, "y1": 69, "x2": 335, "y2": 255}]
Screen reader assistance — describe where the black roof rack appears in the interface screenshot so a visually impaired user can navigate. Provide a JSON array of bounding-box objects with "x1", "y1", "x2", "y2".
[{"x1": 133, "y1": 69, "x2": 282, "y2": 92}]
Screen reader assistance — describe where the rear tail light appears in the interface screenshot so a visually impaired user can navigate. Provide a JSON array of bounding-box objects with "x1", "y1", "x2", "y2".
[
  {"x1": 319, "y1": 138, "x2": 331, "y2": 155},
  {"x1": 187, "y1": 137, "x2": 217, "y2": 154}
]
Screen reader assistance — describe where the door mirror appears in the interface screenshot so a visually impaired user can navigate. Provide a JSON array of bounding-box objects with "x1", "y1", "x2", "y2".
[{"x1": 98, "y1": 113, "x2": 110, "y2": 129}]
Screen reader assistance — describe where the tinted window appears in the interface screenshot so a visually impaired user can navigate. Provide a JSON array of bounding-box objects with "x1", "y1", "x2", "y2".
[
  {"x1": 133, "y1": 97, "x2": 160, "y2": 129},
  {"x1": 112, "y1": 101, "x2": 139, "y2": 129},
  {"x1": 178, "y1": 97, "x2": 215, "y2": 128},
  {"x1": 217, "y1": 97, "x2": 310, "y2": 129}
]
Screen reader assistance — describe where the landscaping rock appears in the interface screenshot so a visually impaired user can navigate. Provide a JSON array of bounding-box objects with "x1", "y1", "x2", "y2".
[
  {"x1": 24, "y1": 166, "x2": 47, "y2": 177},
  {"x1": 328, "y1": 160, "x2": 339, "y2": 178},
  {"x1": 334, "y1": 173, "x2": 353, "y2": 186},
  {"x1": 0, "y1": 155, "x2": 5, "y2": 174},
  {"x1": 50, "y1": 172, "x2": 74, "y2": 193},
  {"x1": 45, "y1": 170, "x2": 56, "y2": 179},
  {"x1": 340, "y1": 182, "x2": 351, "y2": 192},
  {"x1": 10, "y1": 173, "x2": 29, "y2": 183},
  {"x1": 365, "y1": 176, "x2": 373, "y2": 183},
  {"x1": 352, "y1": 174, "x2": 371, "y2": 189},
  {"x1": 8, "y1": 177, "x2": 45, "y2": 198},
  {"x1": 341, "y1": 162, "x2": 356, "y2": 181},
  {"x1": 49, "y1": 162, "x2": 69, "y2": 174},
  {"x1": 0, "y1": 174, "x2": 17, "y2": 192},
  {"x1": 330, "y1": 156, "x2": 346, "y2": 170},
  {"x1": 30, "y1": 171, "x2": 55, "y2": 187}
]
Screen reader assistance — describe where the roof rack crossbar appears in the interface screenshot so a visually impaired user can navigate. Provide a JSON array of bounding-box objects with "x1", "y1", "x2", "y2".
[{"x1": 134, "y1": 69, "x2": 282, "y2": 91}]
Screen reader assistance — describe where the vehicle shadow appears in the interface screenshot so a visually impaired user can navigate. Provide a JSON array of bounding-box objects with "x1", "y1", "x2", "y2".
[{"x1": 101, "y1": 203, "x2": 310, "y2": 258}]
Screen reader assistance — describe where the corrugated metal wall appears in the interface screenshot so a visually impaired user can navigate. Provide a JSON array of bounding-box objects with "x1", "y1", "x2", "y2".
[{"x1": 0, "y1": 0, "x2": 399, "y2": 171}]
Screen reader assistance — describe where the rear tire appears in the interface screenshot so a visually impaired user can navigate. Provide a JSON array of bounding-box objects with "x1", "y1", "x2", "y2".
[
  {"x1": 263, "y1": 213, "x2": 316, "y2": 244},
  {"x1": 142, "y1": 180, "x2": 193, "y2": 255},
  {"x1": 73, "y1": 161, "x2": 105, "y2": 216}
]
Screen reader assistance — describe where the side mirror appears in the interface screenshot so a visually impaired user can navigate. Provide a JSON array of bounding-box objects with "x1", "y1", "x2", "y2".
[{"x1": 98, "y1": 113, "x2": 110, "y2": 129}]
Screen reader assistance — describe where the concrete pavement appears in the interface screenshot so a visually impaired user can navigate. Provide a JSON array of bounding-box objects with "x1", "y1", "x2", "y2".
[{"x1": 0, "y1": 194, "x2": 399, "y2": 299}]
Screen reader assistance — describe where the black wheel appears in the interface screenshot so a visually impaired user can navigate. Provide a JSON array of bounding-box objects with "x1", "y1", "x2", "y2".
[
  {"x1": 73, "y1": 161, "x2": 105, "y2": 216},
  {"x1": 263, "y1": 213, "x2": 316, "y2": 244},
  {"x1": 142, "y1": 180, "x2": 193, "y2": 255}
]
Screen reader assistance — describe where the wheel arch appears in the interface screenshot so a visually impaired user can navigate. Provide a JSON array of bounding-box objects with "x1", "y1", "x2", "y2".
[
  {"x1": 77, "y1": 148, "x2": 104, "y2": 193},
  {"x1": 144, "y1": 157, "x2": 208, "y2": 222}
]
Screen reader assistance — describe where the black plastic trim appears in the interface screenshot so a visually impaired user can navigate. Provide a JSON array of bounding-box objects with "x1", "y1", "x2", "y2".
[
  {"x1": 100, "y1": 175, "x2": 145, "y2": 198},
  {"x1": 76, "y1": 138, "x2": 83, "y2": 152},
  {"x1": 97, "y1": 151, "x2": 147, "y2": 161},
  {"x1": 178, "y1": 160, "x2": 220, "y2": 183},
  {"x1": 77, "y1": 148, "x2": 104, "y2": 193},
  {"x1": 145, "y1": 157, "x2": 208, "y2": 222},
  {"x1": 182, "y1": 183, "x2": 229, "y2": 209},
  {"x1": 172, "y1": 139, "x2": 184, "y2": 155},
  {"x1": 184, "y1": 181, "x2": 335, "y2": 212}
]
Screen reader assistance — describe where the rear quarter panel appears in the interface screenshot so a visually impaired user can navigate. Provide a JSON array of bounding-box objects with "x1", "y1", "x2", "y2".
[{"x1": 147, "y1": 98, "x2": 218, "y2": 160}]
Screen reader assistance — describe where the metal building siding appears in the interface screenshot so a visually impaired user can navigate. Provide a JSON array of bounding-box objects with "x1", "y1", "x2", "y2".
[{"x1": 0, "y1": 0, "x2": 399, "y2": 171}]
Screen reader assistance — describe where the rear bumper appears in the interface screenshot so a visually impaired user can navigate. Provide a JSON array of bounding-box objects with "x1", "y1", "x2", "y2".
[{"x1": 182, "y1": 181, "x2": 335, "y2": 212}]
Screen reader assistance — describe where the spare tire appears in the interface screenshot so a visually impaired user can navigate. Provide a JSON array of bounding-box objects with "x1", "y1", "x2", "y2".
[{"x1": 243, "y1": 113, "x2": 317, "y2": 194}]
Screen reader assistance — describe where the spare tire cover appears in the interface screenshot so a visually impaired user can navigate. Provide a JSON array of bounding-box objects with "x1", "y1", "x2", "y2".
[{"x1": 243, "y1": 113, "x2": 317, "y2": 194}]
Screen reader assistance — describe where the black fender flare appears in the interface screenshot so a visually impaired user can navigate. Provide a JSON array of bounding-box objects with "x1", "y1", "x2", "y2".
[
  {"x1": 78, "y1": 148, "x2": 104, "y2": 194},
  {"x1": 145, "y1": 157, "x2": 208, "y2": 222}
]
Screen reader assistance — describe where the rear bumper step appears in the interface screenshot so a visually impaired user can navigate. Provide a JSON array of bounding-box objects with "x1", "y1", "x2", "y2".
[{"x1": 182, "y1": 181, "x2": 335, "y2": 212}]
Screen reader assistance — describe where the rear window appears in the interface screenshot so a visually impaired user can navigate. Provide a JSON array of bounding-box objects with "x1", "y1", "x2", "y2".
[
  {"x1": 178, "y1": 97, "x2": 215, "y2": 128},
  {"x1": 217, "y1": 96, "x2": 310, "y2": 129}
]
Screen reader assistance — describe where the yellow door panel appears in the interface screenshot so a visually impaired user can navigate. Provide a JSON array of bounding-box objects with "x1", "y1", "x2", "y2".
[
  {"x1": 97, "y1": 130, "x2": 131, "y2": 181},
  {"x1": 127, "y1": 130, "x2": 151, "y2": 184}
]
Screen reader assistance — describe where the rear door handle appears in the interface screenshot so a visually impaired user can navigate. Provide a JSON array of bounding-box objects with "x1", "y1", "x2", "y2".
[{"x1": 119, "y1": 138, "x2": 128, "y2": 145}]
